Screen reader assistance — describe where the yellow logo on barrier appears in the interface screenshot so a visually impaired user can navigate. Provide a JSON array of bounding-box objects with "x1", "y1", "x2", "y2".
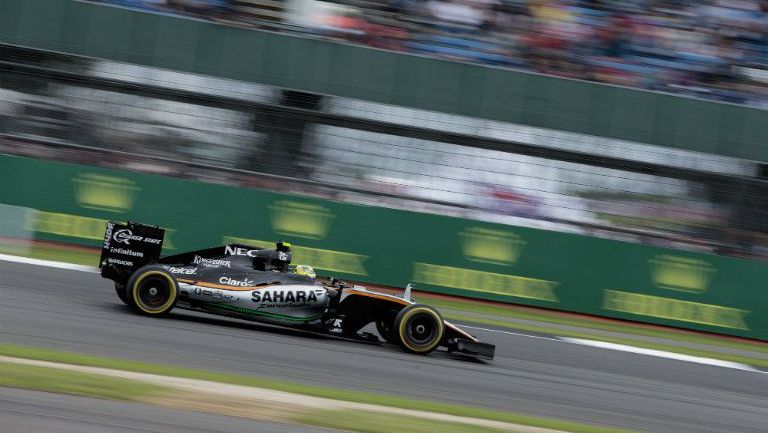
[
  {"x1": 268, "y1": 201, "x2": 335, "y2": 239},
  {"x1": 223, "y1": 236, "x2": 367, "y2": 275},
  {"x1": 603, "y1": 290, "x2": 748, "y2": 330},
  {"x1": 412, "y1": 262, "x2": 559, "y2": 302},
  {"x1": 72, "y1": 173, "x2": 140, "y2": 213},
  {"x1": 649, "y1": 255, "x2": 715, "y2": 293},
  {"x1": 459, "y1": 227, "x2": 525, "y2": 266}
]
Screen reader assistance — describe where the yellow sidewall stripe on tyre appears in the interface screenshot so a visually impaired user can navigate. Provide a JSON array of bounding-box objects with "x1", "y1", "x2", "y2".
[
  {"x1": 132, "y1": 271, "x2": 177, "y2": 314},
  {"x1": 398, "y1": 307, "x2": 444, "y2": 353}
]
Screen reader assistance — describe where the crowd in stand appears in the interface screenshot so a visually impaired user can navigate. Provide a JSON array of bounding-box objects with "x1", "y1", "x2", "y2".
[{"x1": 97, "y1": 0, "x2": 768, "y2": 107}]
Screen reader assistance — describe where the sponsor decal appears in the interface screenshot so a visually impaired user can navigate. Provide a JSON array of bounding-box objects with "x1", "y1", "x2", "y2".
[
  {"x1": 251, "y1": 289, "x2": 318, "y2": 308},
  {"x1": 32, "y1": 212, "x2": 175, "y2": 248},
  {"x1": 107, "y1": 258, "x2": 133, "y2": 266},
  {"x1": 169, "y1": 267, "x2": 197, "y2": 275},
  {"x1": 223, "y1": 236, "x2": 368, "y2": 275},
  {"x1": 193, "y1": 255, "x2": 231, "y2": 268},
  {"x1": 103, "y1": 222, "x2": 114, "y2": 249},
  {"x1": 224, "y1": 245, "x2": 261, "y2": 257},
  {"x1": 113, "y1": 229, "x2": 162, "y2": 246},
  {"x1": 194, "y1": 287, "x2": 236, "y2": 300},
  {"x1": 113, "y1": 229, "x2": 132, "y2": 244},
  {"x1": 329, "y1": 318, "x2": 343, "y2": 333},
  {"x1": 110, "y1": 247, "x2": 143, "y2": 257},
  {"x1": 219, "y1": 276, "x2": 254, "y2": 287}
]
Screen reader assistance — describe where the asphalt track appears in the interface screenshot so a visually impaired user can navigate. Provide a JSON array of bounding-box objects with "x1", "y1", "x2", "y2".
[
  {"x1": 1, "y1": 261, "x2": 767, "y2": 433},
  {"x1": 1, "y1": 387, "x2": 336, "y2": 433}
]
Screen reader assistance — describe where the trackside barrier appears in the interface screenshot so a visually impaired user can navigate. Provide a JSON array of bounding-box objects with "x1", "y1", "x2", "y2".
[
  {"x1": 2, "y1": 0, "x2": 768, "y2": 162},
  {"x1": 1, "y1": 154, "x2": 766, "y2": 340}
]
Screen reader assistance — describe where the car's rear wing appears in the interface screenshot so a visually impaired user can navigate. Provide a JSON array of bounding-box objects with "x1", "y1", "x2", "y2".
[{"x1": 100, "y1": 221, "x2": 164, "y2": 283}]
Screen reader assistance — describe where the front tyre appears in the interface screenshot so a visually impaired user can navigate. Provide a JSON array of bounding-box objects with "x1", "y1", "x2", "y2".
[
  {"x1": 394, "y1": 305, "x2": 444, "y2": 355},
  {"x1": 127, "y1": 266, "x2": 178, "y2": 316}
]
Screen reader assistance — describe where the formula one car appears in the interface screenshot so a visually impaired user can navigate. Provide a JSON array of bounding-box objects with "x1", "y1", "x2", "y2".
[{"x1": 99, "y1": 221, "x2": 495, "y2": 359}]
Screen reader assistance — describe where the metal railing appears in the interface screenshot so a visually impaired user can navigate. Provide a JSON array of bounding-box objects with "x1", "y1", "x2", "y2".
[{"x1": 2, "y1": 46, "x2": 767, "y2": 260}]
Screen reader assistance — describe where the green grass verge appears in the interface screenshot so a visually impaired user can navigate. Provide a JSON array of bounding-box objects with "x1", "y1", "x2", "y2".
[
  {"x1": 0, "y1": 361, "x2": 166, "y2": 401},
  {"x1": 297, "y1": 410, "x2": 510, "y2": 433},
  {"x1": 0, "y1": 343, "x2": 639, "y2": 433},
  {"x1": 0, "y1": 243, "x2": 98, "y2": 267},
  {"x1": 27, "y1": 245, "x2": 98, "y2": 267},
  {"x1": 446, "y1": 313, "x2": 768, "y2": 369},
  {"x1": 0, "y1": 362, "x2": 617, "y2": 433}
]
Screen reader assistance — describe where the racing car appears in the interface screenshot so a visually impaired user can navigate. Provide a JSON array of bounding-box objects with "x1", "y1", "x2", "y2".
[{"x1": 99, "y1": 221, "x2": 495, "y2": 359}]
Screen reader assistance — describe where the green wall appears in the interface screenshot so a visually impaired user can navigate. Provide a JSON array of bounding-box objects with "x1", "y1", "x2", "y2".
[
  {"x1": 2, "y1": 0, "x2": 768, "y2": 162},
  {"x1": 1, "y1": 154, "x2": 766, "y2": 340}
]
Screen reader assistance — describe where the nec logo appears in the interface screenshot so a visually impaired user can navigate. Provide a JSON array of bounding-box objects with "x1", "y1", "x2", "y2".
[{"x1": 225, "y1": 245, "x2": 260, "y2": 257}]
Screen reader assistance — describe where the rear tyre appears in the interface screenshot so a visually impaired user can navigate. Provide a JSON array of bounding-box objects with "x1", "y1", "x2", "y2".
[
  {"x1": 127, "y1": 266, "x2": 178, "y2": 316},
  {"x1": 394, "y1": 305, "x2": 444, "y2": 355},
  {"x1": 114, "y1": 283, "x2": 130, "y2": 305},
  {"x1": 376, "y1": 320, "x2": 395, "y2": 343}
]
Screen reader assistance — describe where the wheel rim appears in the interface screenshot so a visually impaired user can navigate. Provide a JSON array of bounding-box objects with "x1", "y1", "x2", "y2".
[
  {"x1": 406, "y1": 314, "x2": 437, "y2": 345},
  {"x1": 137, "y1": 276, "x2": 171, "y2": 309}
]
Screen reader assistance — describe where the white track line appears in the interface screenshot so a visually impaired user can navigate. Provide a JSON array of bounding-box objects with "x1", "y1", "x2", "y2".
[
  {"x1": 0, "y1": 253, "x2": 97, "y2": 273},
  {"x1": 560, "y1": 338, "x2": 763, "y2": 373},
  {"x1": 458, "y1": 324, "x2": 559, "y2": 341},
  {"x1": 0, "y1": 253, "x2": 763, "y2": 374}
]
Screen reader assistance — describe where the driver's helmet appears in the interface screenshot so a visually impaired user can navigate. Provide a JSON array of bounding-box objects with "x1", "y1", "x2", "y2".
[{"x1": 294, "y1": 264, "x2": 316, "y2": 279}]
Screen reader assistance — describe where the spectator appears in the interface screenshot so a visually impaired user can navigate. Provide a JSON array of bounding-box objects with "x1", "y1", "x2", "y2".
[{"x1": 96, "y1": 0, "x2": 768, "y2": 107}]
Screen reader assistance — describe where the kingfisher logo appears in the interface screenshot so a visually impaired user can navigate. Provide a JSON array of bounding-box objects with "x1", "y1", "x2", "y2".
[{"x1": 193, "y1": 255, "x2": 231, "y2": 268}]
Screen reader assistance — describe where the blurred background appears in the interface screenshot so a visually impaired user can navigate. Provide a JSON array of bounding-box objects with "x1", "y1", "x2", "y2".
[
  {"x1": 2, "y1": 0, "x2": 768, "y2": 261},
  {"x1": 94, "y1": 0, "x2": 768, "y2": 105},
  {"x1": 4, "y1": 4, "x2": 768, "y2": 433}
]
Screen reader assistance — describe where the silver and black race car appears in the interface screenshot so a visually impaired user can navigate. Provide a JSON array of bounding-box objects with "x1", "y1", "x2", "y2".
[{"x1": 100, "y1": 221, "x2": 495, "y2": 359}]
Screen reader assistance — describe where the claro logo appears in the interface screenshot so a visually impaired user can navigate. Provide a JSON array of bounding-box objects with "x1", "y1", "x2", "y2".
[
  {"x1": 113, "y1": 229, "x2": 162, "y2": 246},
  {"x1": 219, "y1": 276, "x2": 254, "y2": 287}
]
